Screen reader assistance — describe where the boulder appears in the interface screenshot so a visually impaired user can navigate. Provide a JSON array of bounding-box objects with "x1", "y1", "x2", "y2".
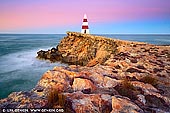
[
  {"x1": 111, "y1": 96, "x2": 144, "y2": 113},
  {"x1": 72, "y1": 78, "x2": 96, "y2": 92},
  {"x1": 64, "y1": 92, "x2": 112, "y2": 113}
]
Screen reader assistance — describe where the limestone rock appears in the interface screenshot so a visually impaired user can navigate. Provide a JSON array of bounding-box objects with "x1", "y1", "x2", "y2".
[
  {"x1": 37, "y1": 32, "x2": 144, "y2": 66},
  {"x1": 72, "y1": 78, "x2": 96, "y2": 92},
  {"x1": 64, "y1": 92, "x2": 112, "y2": 113},
  {"x1": 1, "y1": 32, "x2": 170, "y2": 112},
  {"x1": 103, "y1": 76, "x2": 119, "y2": 88},
  {"x1": 111, "y1": 96, "x2": 144, "y2": 113}
]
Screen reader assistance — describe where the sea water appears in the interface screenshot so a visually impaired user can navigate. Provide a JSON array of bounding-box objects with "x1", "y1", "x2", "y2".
[
  {"x1": 0, "y1": 34, "x2": 66, "y2": 99},
  {"x1": 0, "y1": 34, "x2": 170, "y2": 99},
  {"x1": 99, "y1": 34, "x2": 170, "y2": 45}
]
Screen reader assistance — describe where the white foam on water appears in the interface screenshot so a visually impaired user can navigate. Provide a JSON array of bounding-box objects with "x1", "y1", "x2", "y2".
[
  {"x1": 0, "y1": 47, "x2": 67, "y2": 99},
  {"x1": 0, "y1": 47, "x2": 66, "y2": 81}
]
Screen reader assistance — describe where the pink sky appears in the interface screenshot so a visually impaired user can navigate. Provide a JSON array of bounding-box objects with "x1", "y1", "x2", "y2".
[{"x1": 0, "y1": 0, "x2": 170, "y2": 33}]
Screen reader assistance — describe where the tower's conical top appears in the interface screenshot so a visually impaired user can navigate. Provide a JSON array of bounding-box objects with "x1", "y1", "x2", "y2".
[{"x1": 84, "y1": 14, "x2": 87, "y2": 19}]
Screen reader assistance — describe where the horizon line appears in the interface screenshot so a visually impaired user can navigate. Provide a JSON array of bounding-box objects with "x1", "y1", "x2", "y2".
[{"x1": 0, "y1": 33, "x2": 170, "y2": 35}]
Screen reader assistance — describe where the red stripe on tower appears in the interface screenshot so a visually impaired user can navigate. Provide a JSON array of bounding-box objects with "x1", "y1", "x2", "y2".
[
  {"x1": 82, "y1": 26, "x2": 89, "y2": 29},
  {"x1": 83, "y1": 19, "x2": 88, "y2": 22},
  {"x1": 81, "y1": 14, "x2": 89, "y2": 34}
]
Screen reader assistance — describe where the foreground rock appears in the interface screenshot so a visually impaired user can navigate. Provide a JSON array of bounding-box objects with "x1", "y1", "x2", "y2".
[{"x1": 1, "y1": 32, "x2": 170, "y2": 113}]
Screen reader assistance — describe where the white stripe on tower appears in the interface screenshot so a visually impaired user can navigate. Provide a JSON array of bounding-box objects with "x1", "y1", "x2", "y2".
[
  {"x1": 81, "y1": 14, "x2": 89, "y2": 34},
  {"x1": 82, "y1": 22, "x2": 88, "y2": 26}
]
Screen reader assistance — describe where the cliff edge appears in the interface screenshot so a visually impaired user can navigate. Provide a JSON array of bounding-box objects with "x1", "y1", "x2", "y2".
[
  {"x1": 0, "y1": 32, "x2": 170, "y2": 113},
  {"x1": 37, "y1": 32, "x2": 145, "y2": 66}
]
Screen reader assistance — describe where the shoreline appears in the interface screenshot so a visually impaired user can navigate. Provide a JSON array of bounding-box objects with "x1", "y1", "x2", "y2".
[{"x1": 1, "y1": 32, "x2": 170, "y2": 112}]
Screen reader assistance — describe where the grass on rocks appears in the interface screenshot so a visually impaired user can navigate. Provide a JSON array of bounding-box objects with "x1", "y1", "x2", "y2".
[
  {"x1": 47, "y1": 88, "x2": 74, "y2": 113},
  {"x1": 47, "y1": 88, "x2": 66, "y2": 108},
  {"x1": 140, "y1": 76, "x2": 158, "y2": 87},
  {"x1": 115, "y1": 78, "x2": 141, "y2": 100}
]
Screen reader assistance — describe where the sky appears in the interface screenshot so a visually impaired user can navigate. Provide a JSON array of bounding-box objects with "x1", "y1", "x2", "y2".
[{"x1": 0, "y1": 0, "x2": 170, "y2": 34}]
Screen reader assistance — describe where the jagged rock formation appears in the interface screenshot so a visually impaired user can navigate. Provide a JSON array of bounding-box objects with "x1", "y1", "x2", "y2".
[
  {"x1": 37, "y1": 32, "x2": 144, "y2": 66},
  {"x1": 1, "y1": 32, "x2": 170, "y2": 113}
]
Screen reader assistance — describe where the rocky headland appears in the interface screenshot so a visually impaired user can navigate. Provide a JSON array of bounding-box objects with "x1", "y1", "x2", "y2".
[{"x1": 1, "y1": 32, "x2": 170, "y2": 113}]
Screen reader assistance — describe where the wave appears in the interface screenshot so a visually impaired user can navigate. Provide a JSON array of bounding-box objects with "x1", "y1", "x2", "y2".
[
  {"x1": 0, "y1": 47, "x2": 66, "y2": 75},
  {"x1": 0, "y1": 47, "x2": 66, "y2": 99}
]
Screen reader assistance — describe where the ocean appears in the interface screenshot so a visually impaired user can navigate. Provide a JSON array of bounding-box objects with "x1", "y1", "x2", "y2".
[{"x1": 0, "y1": 34, "x2": 170, "y2": 99}]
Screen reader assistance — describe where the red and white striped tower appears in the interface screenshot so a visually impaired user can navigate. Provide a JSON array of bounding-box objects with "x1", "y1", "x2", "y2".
[{"x1": 81, "y1": 14, "x2": 89, "y2": 34}]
